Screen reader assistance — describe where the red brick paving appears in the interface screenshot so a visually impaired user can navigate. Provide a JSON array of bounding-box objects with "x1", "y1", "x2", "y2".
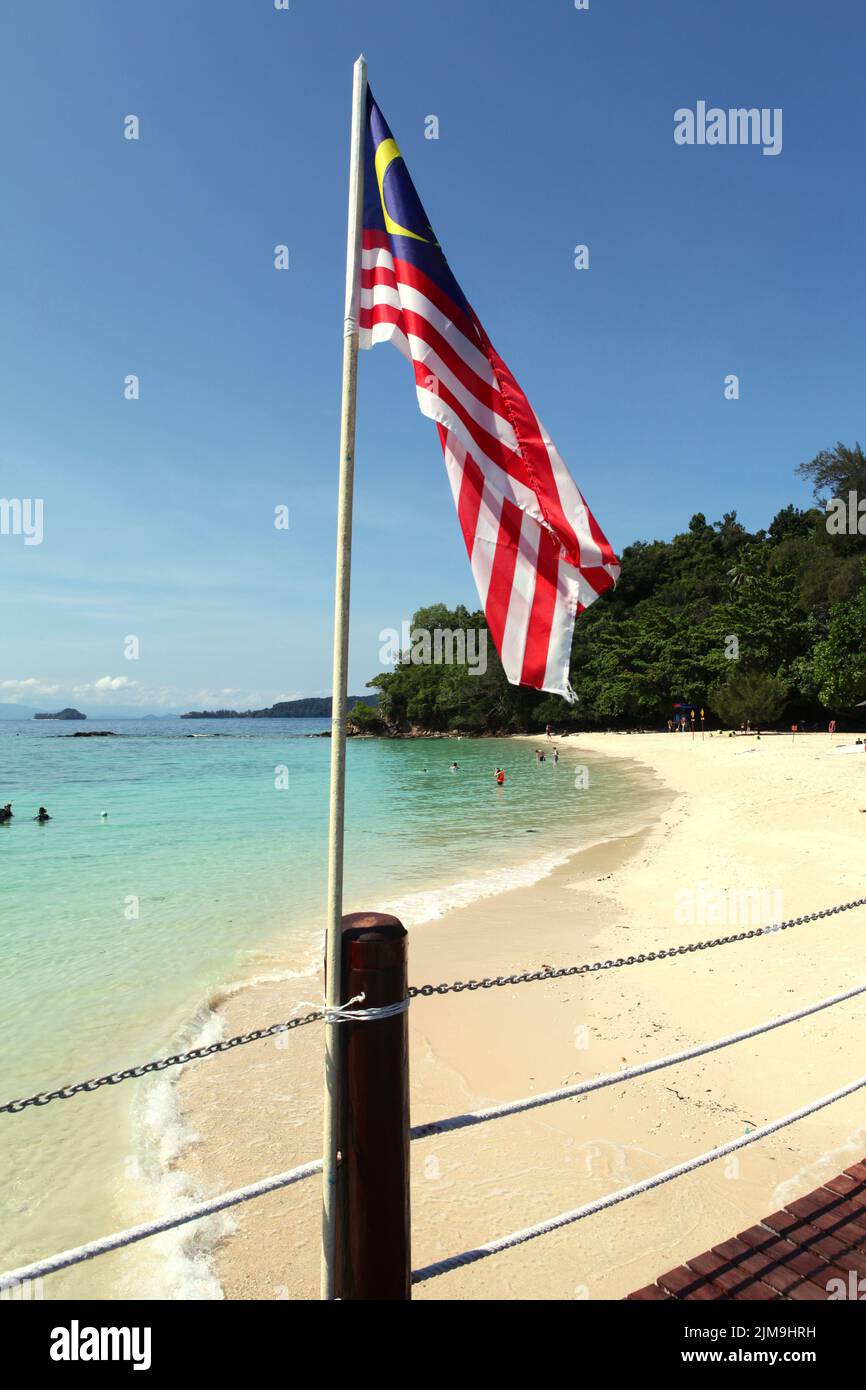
[{"x1": 627, "y1": 1160, "x2": 866, "y2": 1300}]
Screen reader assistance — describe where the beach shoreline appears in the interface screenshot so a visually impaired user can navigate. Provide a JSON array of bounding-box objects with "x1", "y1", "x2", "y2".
[{"x1": 169, "y1": 731, "x2": 866, "y2": 1300}]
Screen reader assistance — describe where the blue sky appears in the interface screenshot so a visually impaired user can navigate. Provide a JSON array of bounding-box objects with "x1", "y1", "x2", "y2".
[{"x1": 1, "y1": 0, "x2": 863, "y2": 712}]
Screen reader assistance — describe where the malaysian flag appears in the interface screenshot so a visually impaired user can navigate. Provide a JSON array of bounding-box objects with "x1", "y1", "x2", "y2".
[{"x1": 359, "y1": 90, "x2": 620, "y2": 701}]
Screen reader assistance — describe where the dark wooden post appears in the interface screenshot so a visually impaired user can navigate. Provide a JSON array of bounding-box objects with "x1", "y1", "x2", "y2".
[{"x1": 334, "y1": 911, "x2": 410, "y2": 1300}]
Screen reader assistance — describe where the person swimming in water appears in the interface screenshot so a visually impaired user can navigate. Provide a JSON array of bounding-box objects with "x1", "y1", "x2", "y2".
[
  {"x1": 35, "y1": 807, "x2": 51, "y2": 822},
  {"x1": 495, "y1": 768, "x2": 505, "y2": 785},
  {"x1": 449, "y1": 762, "x2": 459, "y2": 772},
  {"x1": 0, "y1": 802, "x2": 13, "y2": 822}
]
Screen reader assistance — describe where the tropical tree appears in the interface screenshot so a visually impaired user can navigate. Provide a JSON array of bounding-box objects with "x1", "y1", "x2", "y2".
[
  {"x1": 710, "y1": 670, "x2": 790, "y2": 729},
  {"x1": 798, "y1": 579, "x2": 866, "y2": 709}
]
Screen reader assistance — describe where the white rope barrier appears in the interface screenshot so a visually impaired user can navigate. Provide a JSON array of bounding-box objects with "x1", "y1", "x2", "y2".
[
  {"x1": 411, "y1": 1071, "x2": 866, "y2": 1284},
  {"x1": 0, "y1": 1158, "x2": 322, "y2": 1292},
  {"x1": 3, "y1": 982, "x2": 863, "y2": 1291},
  {"x1": 409, "y1": 979, "x2": 866, "y2": 1140}
]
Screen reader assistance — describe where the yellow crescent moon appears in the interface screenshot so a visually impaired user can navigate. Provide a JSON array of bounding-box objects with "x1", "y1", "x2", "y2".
[{"x1": 374, "y1": 138, "x2": 430, "y2": 243}]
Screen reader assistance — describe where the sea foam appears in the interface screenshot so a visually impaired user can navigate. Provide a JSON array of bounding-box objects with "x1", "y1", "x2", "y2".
[{"x1": 374, "y1": 844, "x2": 581, "y2": 925}]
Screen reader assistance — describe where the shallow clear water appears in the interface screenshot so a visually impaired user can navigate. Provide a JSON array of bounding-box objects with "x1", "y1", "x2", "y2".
[{"x1": 0, "y1": 717, "x2": 662, "y2": 1298}]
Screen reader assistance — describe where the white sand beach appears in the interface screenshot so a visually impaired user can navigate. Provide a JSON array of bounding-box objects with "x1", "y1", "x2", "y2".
[{"x1": 174, "y1": 730, "x2": 866, "y2": 1300}]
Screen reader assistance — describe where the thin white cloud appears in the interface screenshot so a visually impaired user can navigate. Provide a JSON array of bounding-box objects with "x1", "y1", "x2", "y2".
[
  {"x1": 0, "y1": 678, "x2": 61, "y2": 697},
  {"x1": 68, "y1": 676, "x2": 139, "y2": 696},
  {"x1": 0, "y1": 677, "x2": 303, "y2": 712},
  {"x1": 93, "y1": 676, "x2": 134, "y2": 692}
]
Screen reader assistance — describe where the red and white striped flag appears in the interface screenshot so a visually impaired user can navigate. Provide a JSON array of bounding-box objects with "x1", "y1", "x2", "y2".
[{"x1": 360, "y1": 92, "x2": 619, "y2": 700}]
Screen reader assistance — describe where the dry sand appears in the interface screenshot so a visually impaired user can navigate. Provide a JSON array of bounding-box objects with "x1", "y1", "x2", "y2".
[{"x1": 172, "y1": 730, "x2": 866, "y2": 1300}]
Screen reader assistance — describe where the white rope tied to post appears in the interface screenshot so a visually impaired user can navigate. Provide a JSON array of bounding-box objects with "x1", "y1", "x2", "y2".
[
  {"x1": 325, "y1": 998, "x2": 410, "y2": 1023},
  {"x1": 412, "y1": 1069, "x2": 866, "y2": 1284},
  {"x1": 292, "y1": 992, "x2": 411, "y2": 1024},
  {"x1": 409, "y1": 978, "x2": 866, "y2": 1140}
]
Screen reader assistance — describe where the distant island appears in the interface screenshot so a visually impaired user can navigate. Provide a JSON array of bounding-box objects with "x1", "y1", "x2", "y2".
[
  {"x1": 34, "y1": 708, "x2": 86, "y2": 721},
  {"x1": 181, "y1": 696, "x2": 377, "y2": 719}
]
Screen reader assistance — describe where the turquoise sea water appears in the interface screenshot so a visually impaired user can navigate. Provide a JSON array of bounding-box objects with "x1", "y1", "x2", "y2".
[{"x1": 0, "y1": 717, "x2": 662, "y2": 1298}]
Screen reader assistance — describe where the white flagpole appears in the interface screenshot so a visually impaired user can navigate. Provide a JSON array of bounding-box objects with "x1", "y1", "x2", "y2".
[{"x1": 320, "y1": 53, "x2": 368, "y2": 1302}]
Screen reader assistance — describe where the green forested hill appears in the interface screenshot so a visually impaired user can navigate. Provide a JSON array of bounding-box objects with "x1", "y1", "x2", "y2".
[{"x1": 361, "y1": 442, "x2": 866, "y2": 734}]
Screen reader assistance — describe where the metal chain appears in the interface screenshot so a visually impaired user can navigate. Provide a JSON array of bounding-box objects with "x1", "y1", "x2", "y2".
[
  {"x1": 4, "y1": 895, "x2": 865, "y2": 1116},
  {"x1": 0, "y1": 1011, "x2": 323, "y2": 1115},
  {"x1": 407, "y1": 896, "x2": 866, "y2": 997}
]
